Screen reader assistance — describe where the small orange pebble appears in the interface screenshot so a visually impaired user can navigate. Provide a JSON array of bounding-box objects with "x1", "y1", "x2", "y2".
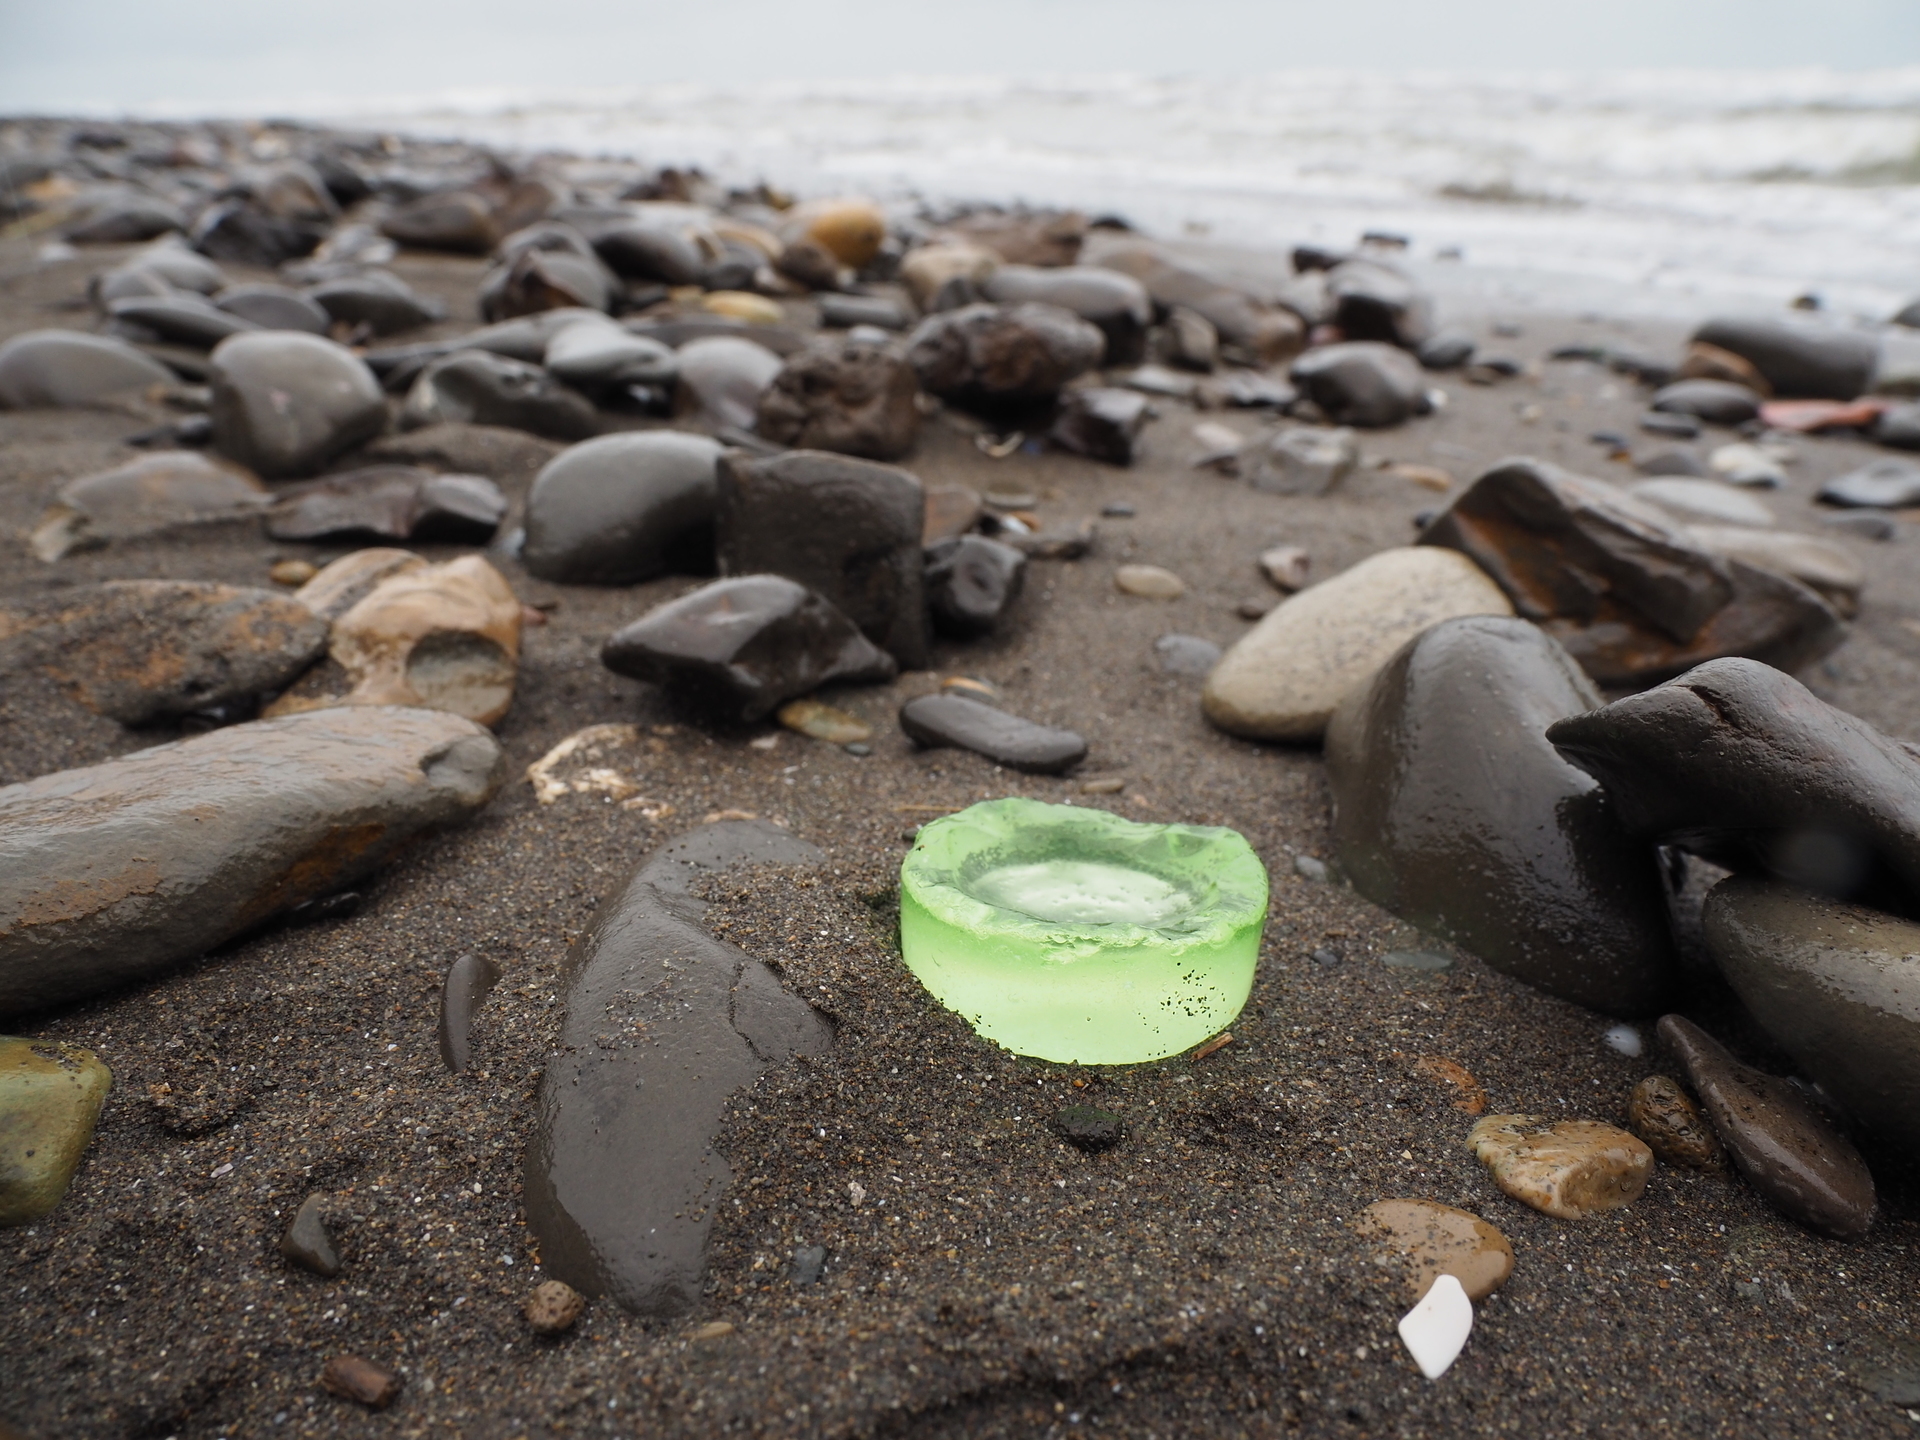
[
  {"x1": 1411, "y1": 1055, "x2": 1489, "y2": 1114},
  {"x1": 1191, "y1": 1031, "x2": 1234, "y2": 1061}
]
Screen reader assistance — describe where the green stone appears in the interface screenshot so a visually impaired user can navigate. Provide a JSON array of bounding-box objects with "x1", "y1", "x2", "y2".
[
  {"x1": 0, "y1": 1036, "x2": 112, "y2": 1227},
  {"x1": 899, "y1": 798, "x2": 1269, "y2": 1064}
]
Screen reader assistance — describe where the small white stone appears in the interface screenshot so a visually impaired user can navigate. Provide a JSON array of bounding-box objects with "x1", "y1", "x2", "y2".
[
  {"x1": 1604, "y1": 1024, "x2": 1643, "y2": 1057},
  {"x1": 1294, "y1": 854, "x2": 1329, "y2": 883},
  {"x1": 1397, "y1": 1272, "x2": 1473, "y2": 1380}
]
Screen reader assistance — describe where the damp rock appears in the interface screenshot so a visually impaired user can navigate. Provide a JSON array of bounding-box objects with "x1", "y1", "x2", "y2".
[
  {"x1": 380, "y1": 190, "x2": 500, "y2": 254},
  {"x1": 0, "y1": 329, "x2": 174, "y2": 409},
  {"x1": 439, "y1": 953, "x2": 502, "y2": 1075},
  {"x1": 402, "y1": 351, "x2": 598, "y2": 442},
  {"x1": 265, "y1": 466, "x2": 505, "y2": 545},
  {"x1": 107, "y1": 293, "x2": 259, "y2": 349},
  {"x1": 523, "y1": 430, "x2": 723, "y2": 584},
  {"x1": 602, "y1": 575, "x2": 896, "y2": 722},
  {"x1": 1356, "y1": 1198, "x2": 1513, "y2": 1302},
  {"x1": 1325, "y1": 259, "x2": 1434, "y2": 349},
  {"x1": 1248, "y1": 426, "x2": 1359, "y2": 496},
  {"x1": 906, "y1": 302, "x2": 1105, "y2": 411},
  {"x1": 1094, "y1": 244, "x2": 1305, "y2": 366},
  {"x1": 982, "y1": 265, "x2": 1153, "y2": 366},
  {"x1": 924, "y1": 535, "x2": 1027, "y2": 637},
  {"x1": 1685, "y1": 526, "x2": 1863, "y2": 617},
  {"x1": 1290, "y1": 342, "x2": 1430, "y2": 428},
  {"x1": 1468, "y1": 1115, "x2": 1654, "y2": 1219},
  {"x1": 1626, "y1": 1075, "x2": 1723, "y2": 1170},
  {"x1": 208, "y1": 331, "x2": 387, "y2": 479},
  {"x1": 215, "y1": 283, "x2": 331, "y2": 336},
  {"x1": 0, "y1": 1038, "x2": 112, "y2": 1227},
  {"x1": 280, "y1": 1193, "x2": 341, "y2": 1277},
  {"x1": 0, "y1": 706, "x2": 505, "y2": 1016},
  {"x1": 754, "y1": 338, "x2": 921, "y2": 461},
  {"x1": 307, "y1": 272, "x2": 444, "y2": 336},
  {"x1": 1690, "y1": 317, "x2": 1876, "y2": 401},
  {"x1": 542, "y1": 319, "x2": 678, "y2": 395},
  {"x1": 898, "y1": 693, "x2": 1086, "y2": 774},
  {"x1": 1048, "y1": 386, "x2": 1148, "y2": 465},
  {"x1": 480, "y1": 242, "x2": 615, "y2": 322},
  {"x1": 675, "y1": 335, "x2": 784, "y2": 430},
  {"x1": 525, "y1": 821, "x2": 834, "y2": 1315},
  {"x1": 1651, "y1": 379, "x2": 1764, "y2": 426},
  {"x1": 28, "y1": 450, "x2": 268, "y2": 561},
  {"x1": 1050, "y1": 1105, "x2": 1127, "y2": 1153}
]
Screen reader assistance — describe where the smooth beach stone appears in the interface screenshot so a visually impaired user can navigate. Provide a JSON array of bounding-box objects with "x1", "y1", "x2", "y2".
[
  {"x1": 0, "y1": 707, "x2": 505, "y2": 1016},
  {"x1": 208, "y1": 332, "x2": 387, "y2": 479},
  {"x1": 438, "y1": 953, "x2": 502, "y2": 1075},
  {"x1": 788, "y1": 197, "x2": 887, "y2": 268},
  {"x1": 1114, "y1": 564, "x2": 1185, "y2": 600},
  {"x1": 1709, "y1": 442, "x2": 1788, "y2": 487},
  {"x1": 1820, "y1": 458, "x2": 1920, "y2": 510},
  {"x1": 28, "y1": 450, "x2": 269, "y2": 561},
  {"x1": 1048, "y1": 386, "x2": 1148, "y2": 465},
  {"x1": 380, "y1": 189, "x2": 500, "y2": 253},
  {"x1": 0, "y1": 580, "x2": 329, "y2": 726},
  {"x1": 1627, "y1": 1075, "x2": 1724, "y2": 1170},
  {"x1": 924, "y1": 535, "x2": 1026, "y2": 637},
  {"x1": 1154, "y1": 633, "x2": 1222, "y2": 675},
  {"x1": 587, "y1": 218, "x2": 710, "y2": 287},
  {"x1": 0, "y1": 1038, "x2": 111, "y2": 1226},
  {"x1": 1468, "y1": 1115, "x2": 1654, "y2": 1220},
  {"x1": 675, "y1": 335, "x2": 784, "y2": 430},
  {"x1": 1327, "y1": 616, "x2": 1676, "y2": 1015},
  {"x1": 1092, "y1": 243, "x2": 1305, "y2": 365},
  {"x1": 125, "y1": 239, "x2": 226, "y2": 294},
  {"x1": 1702, "y1": 876, "x2": 1920, "y2": 1154},
  {"x1": 1678, "y1": 340, "x2": 1773, "y2": 395},
  {"x1": 1289, "y1": 342, "x2": 1429, "y2": 428},
  {"x1": 401, "y1": 352, "x2": 597, "y2": 442},
  {"x1": 906, "y1": 302, "x2": 1106, "y2": 409},
  {"x1": 1050, "y1": 1105, "x2": 1127, "y2": 1153},
  {"x1": 1248, "y1": 426, "x2": 1359, "y2": 495},
  {"x1": 1651, "y1": 379, "x2": 1764, "y2": 425},
  {"x1": 265, "y1": 556, "x2": 522, "y2": 727},
  {"x1": 526, "y1": 821, "x2": 833, "y2": 1316},
  {"x1": 1657, "y1": 1015, "x2": 1877, "y2": 1237},
  {"x1": 1259, "y1": 545, "x2": 1312, "y2": 592},
  {"x1": 1398, "y1": 1273, "x2": 1474, "y2": 1381},
  {"x1": 0, "y1": 329, "x2": 174, "y2": 408},
  {"x1": 1417, "y1": 331, "x2": 1476, "y2": 370},
  {"x1": 1356, "y1": 1198, "x2": 1514, "y2": 1302},
  {"x1": 1630, "y1": 478, "x2": 1776, "y2": 529},
  {"x1": 899, "y1": 240, "x2": 1001, "y2": 311},
  {"x1": 1202, "y1": 546, "x2": 1513, "y2": 744},
  {"x1": 265, "y1": 466, "x2": 506, "y2": 544},
  {"x1": 602, "y1": 575, "x2": 896, "y2": 722},
  {"x1": 481, "y1": 247, "x2": 614, "y2": 323},
  {"x1": 280, "y1": 1193, "x2": 342, "y2": 1276},
  {"x1": 717, "y1": 448, "x2": 929, "y2": 668},
  {"x1": 543, "y1": 320, "x2": 678, "y2": 392},
  {"x1": 755, "y1": 338, "x2": 921, "y2": 460},
  {"x1": 108, "y1": 293, "x2": 259, "y2": 348},
  {"x1": 1641, "y1": 411, "x2": 1701, "y2": 439},
  {"x1": 776, "y1": 698, "x2": 872, "y2": 745},
  {"x1": 818, "y1": 294, "x2": 911, "y2": 331},
  {"x1": 1874, "y1": 403, "x2": 1920, "y2": 451},
  {"x1": 92, "y1": 264, "x2": 178, "y2": 307},
  {"x1": 1325, "y1": 258, "x2": 1434, "y2": 348},
  {"x1": 1691, "y1": 316, "x2": 1876, "y2": 401},
  {"x1": 898, "y1": 693, "x2": 1087, "y2": 774},
  {"x1": 1165, "y1": 305, "x2": 1220, "y2": 371},
  {"x1": 523, "y1": 431, "x2": 722, "y2": 584},
  {"x1": 213, "y1": 284, "x2": 331, "y2": 336},
  {"x1": 321, "y1": 1353, "x2": 403, "y2": 1409},
  {"x1": 983, "y1": 265, "x2": 1153, "y2": 365},
  {"x1": 1686, "y1": 526, "x2": 1863, "y2": 617},
  {"x1": 1547, "y1": 658, "x2": 1920, "y2": 906},
  {"x1": 65, "y1": 196, "x2": 185, "y2": 245},
  {"x1": 306, "y1": 272, "x2": 443, "y2": 336}
]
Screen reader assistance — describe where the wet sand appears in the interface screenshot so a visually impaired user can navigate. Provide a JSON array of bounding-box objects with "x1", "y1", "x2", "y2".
[{"x1": 1, "y1": 235, "x2": 1917, "y2": 1438}]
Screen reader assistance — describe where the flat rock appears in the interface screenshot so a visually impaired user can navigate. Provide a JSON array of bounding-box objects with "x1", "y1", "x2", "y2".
[
  {"x1": 265, "y1": 465, "x2": 505, "y2": 544},
  {"x1": 1691, "y1": 316, "x2": 1876, "y2": 401},
  {"x1": 0, "y1": 329, "x2": 174, "y2": 408},
  {"x1": 1325, "y1": 259, "x2": 1434, "y2": 348},
  {"x1": 307, "y1": 272, "x2": 443, "y2": 336},
  {"x1": 1820, "y1": 458, "x2": 1920, "y2": 510},
  {"x1": 1547, "y1": 658, "x2": 1920, "y2": 908},
  {"x1": 755, "y1": 338, "x2": 920, "y2": 460},
  {"x1": 0, "y1": 1037, "x2": 111, "y2": 1226},
  {"x1": 1154, "y1": 633, "x2": 1221, "y2": 675},
  {"x1": 1289, "y1": 342, "x2": 1429, "y2": 427},
  {"x1": 0, "y1": 707, "x2": 505, "y2": 1016},
  {"x1": 1248, "y1": 426, "x2": 1358, "y2": 496},
  {"x1": 108, "y1": 293, "x2": 259, "y2": 349},
  {"x1": 1202, "y1": 546, "x2": 1512, "y2": 744},
  {"x1": 776, "y1": 698, "x2": 872, "y2": 745},
  {"x1": 523, "y1": 431, "x2": 723, "y2": 584},
  {"x1": 1355, "y1": 1198, "x2": 1513, "y2": 1302},
  {"x1": 1657, "y1": 1014, "x2": 1877, "y2": 1237},
  {"x1": 1685, "y1": 526, "x2": 1862, "y2": 616},
  {"x1": 0, "y1": 580, "x2": 329, "y2": 725},
  {"x1": 402, "y1": 351, "x2": 598, "y2": 442},
  {"x1": 1651, "y1": 379, "x2": 1763, "y2": 425},
  {"x1": 717, "y1": 449, "x2": 929, "y2": 669},
  {"x1": 1468, "y1": 1115, "x2": 1653, "y2": 1219},
  {"x1": 525, "y1": 821, "x2": 834, "y2": 1315},
  {"x1": 28, "y1": 450, "x2": 269, "y2": 561},
  {"x1": 1327, "y1": 616, "x2": 1676, "y2": 1015},
  {"x1": 676, "y1": 335, "x2": 784, "y2": 430},
  {"x1": 280, "y1": 1193, "x2": 341, "y2": 1276},
  {"x1": 1630, "y1": 478, "x2": 1776, "y2": 528},
  {"x1": 924, "y1": 535, "x2": 1026, "y2": 637},
  {"x1": 1627, "y1": 1075, "x2": 1724, "y2": 1170},
  {"x1": 1049, "y1": 386, "x2": 1148, "y2": 465},
  {"x1": 215, "y1": 283, "x2": 331, "y2": 335},
  {"x1": 983, "y1": 265, "x2": 1152, "y2": 366},
  {"x1": 898, "y1": 693, "x2": 1086, "y2": 774},
  {"x1": 907, "y1": 302, "x2": 1105, "y2": 410},
  {"x1": 543, "y1": 319, "x2": 678, "y2": 394},
  {"x1": 602, "y1": 575, "x2": 896, "y2": 722},
  {"x1": 1702, "y1": 876, "x2": 1920, "y2": 1155},
  {"x1": 380, "y1": 190, "x2": 500, "y2": 254},
  {"x1": 209, "y1": 332, "x2": 387, "y2": 479}
]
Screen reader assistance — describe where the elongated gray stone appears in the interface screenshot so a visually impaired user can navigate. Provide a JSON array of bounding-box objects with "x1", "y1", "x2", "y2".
[
  {"x1": 524, "y1": 821, "x2": 833, "y2": 1316},
  {"x1": 0, "y1": 329, "x2": 174, "y2": 409},
  {"x1": 0, "y1": 708, "x2": 505, "y2": 1016},
  {"x1": 438, "y1": 953, "x2": 501, "y2": 1075}
]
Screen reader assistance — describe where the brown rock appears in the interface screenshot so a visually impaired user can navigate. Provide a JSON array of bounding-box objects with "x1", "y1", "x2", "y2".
[
  {"x1": 271, "y1": 559, "x2": 318, "y2": 587},
  {"x1": 1627, "y1": 1075, "x2": 1723, "y2": 1170},
  {"x1": 321, "y1": 1354, "x2": 401, "y2": 1409},
  {"x1": 1356, "y1": 1198, "x2": 1514, "y2": 1302},
  {"x1": 1410, "y1": 1056, "x2": 1488, "y2": 1114},
  {"x1": 1468, "y1": 1115, "x2": 1654, "y2": 1219},
  {"x1": 755, "y1": 339, "x2": 921, "y2": 460},
  {"x1": 1094, "y1": 243, "x2": 1306, "y2": 365},
  {"x1": 776, "y1": 698, "x2": 872, "y2": 745},
  {"x1": 1677, "y1": 341, "x2": 1774, "y2": 398},
  {"x1": 900, "y1": 241, "x2": 1000, "y2": 311},
  {"x1": 788, "y1": 198, "x2": 887, "y2": 269},
  {"x1": 380, "y1": 190, "x2": 500, "y2": 254},
  {"x1": 524, "y1": 1279, "x2": 587, "y2": 1335},
  {"x1": 906, "y1": 303, "x2": 1105, "y2": 410},
  {"x1": 947, "y1": 210, "x2": 1086, "y2": 268},
  {"x1": 288, "y1": 547, "x2": 425, "y2": 621}
]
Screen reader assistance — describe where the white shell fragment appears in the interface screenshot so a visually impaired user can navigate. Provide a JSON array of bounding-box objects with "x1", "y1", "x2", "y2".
[
  {"x1": 1397, "y1": 1272, "x2": 1473, "y2": 1379},
  {"x1": 1605, "y1": 1023, "x2": 1643, "y2": 1057}
]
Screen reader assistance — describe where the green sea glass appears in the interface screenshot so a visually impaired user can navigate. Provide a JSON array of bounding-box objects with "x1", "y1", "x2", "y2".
[{"x1": 898, "y1": 797, "x2": 1269, "y2": 1063}]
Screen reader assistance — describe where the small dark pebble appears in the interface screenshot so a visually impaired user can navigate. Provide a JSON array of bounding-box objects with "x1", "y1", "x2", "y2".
[
  {"x1": 1590, "y1": 429, "x2": 1629, "y2": 448},
  {"x1": 1101, "y1": 502, "x2": 1136, "y2": 518},
  {"x1": 1050, "y1": 1105, "x2": 1127, "y2": 1153},
  {"x1": 1311, "y1": 947, "x2": 1342, "y2": 967},
  {"x1": 279, "y1": 1193, "x2": 341, "y2": 1277},
  {"x1": 1411, "y1": 507, "x2": 1439, "y2": 531},
  {"x1": 1236, "y1": 596, "x2": 1275, "y2": 621},
  {"x1": 321, "y1": 1354, "x2": 402, "y2": 1409},
  {"x1": 1640, "y1": 411, "x2": 1702, "y2": 439},
  {"x1": 790, "y1": 1244, "x2": 828, "y2": 1287}
]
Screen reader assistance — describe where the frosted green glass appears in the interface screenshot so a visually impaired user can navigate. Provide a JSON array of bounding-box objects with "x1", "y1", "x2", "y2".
[{"x1": 899, "y1": 798, "x2": 1269, "y2": 1063}]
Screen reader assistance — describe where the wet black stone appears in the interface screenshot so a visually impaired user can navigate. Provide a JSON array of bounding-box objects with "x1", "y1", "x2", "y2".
[
  {"x1": 523, "y1": 431, "x2": 722, "y2": 584},
  {"x1": 1691, "y1": 316, "x2": 1876, "y2": 401},
  {"x1": 1048, "y1": 386, "x2": 1148, "y2": 465},
  {"x1": 108, "y1": 294, "x2": 258, "y2": 349},
  {"x1": 1820, "y1": 459, "x2": 1920, "y2": 509},
  {"x1": 1652, "y1": 379, "x2": 1763, "y2": 426},
  {"x1": 1875, "y1": 402, "x2": 1920, "y2": 451},
  {"x1": 601, "y1": 574, "x2": 896, "y2": 722},
  {"x1": 307, "y1": 273, "x2": 444, "y2": 337},
  {"x1": 906, "y1": 302, "x2": 1106, "y2": 411},
  {"x1": 208, "y1": 331, "x2": 387, "y2": 479},
  {"x1": 1325, "y1": 259, "x2": 1434, "y2": 348},
  {"x1": 439, "y1": 953, "x2": 502, "y2": 1075},
  {"x1": 1289, "y1": 342, "x2": 1428, "y2": 427},
  {"x1": 1050, "y1": 1106, "x2": 1127, "y2": 1153},
  {"x1": 402, "y1": 351, "x2": 598, "y2": 441},
  {"x1": 480, "y1": 245, "x2": 614, "y2": 323},
  {"x1": 1417, "y1": 332, "x2": 1475, "y2": 370},
  {"x1": 924, "y1": 535, "x2": 1027, "y2": 638},
  {"x1": 191, "y1": 202, "x2": 329, "y2": 268},
  {"x1": 587, "y1": 220, "x2": 709, "y2": 286},
  {"x1": 525, "y1": 822, "x2": 834, "y2": 1315},
  {"x1": 215, "y1": 284, "x2": 331, "y2": 335},
  {"x1": 280, "y1": 1193, "x2": 342, "y2": 1277},
  {"x1": 982, "y1": 266, "x2": 1153, "y2": 367},
  {"x1": 753, "y1": 340, "x2": 921, "y2": 461},
  {"x1": 717, "y1": 449, "x2": 929, "y2": 668},
  {"x1": 898, "y1": 693, "x2": 1087, "y2": 774}
]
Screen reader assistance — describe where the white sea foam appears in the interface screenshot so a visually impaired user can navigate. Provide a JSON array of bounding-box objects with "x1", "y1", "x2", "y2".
[{"x1": 295, "y1": 69, "x2": 1920, "y2": 319}]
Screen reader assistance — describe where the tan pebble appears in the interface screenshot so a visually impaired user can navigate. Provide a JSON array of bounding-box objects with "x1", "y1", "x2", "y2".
[
  {"x1": 1627, "y1": 1075, "x2": 1724, "y2": 1170},
  {"x1": 1387, "y1": 462, "x2": 1455, "y2": 492},
  {"x1": 702, "y1": 290, "x2": 784, "y2": 325},
  {"x1": 321, "y1": 1353, "x2": 402, "y2": 1409},
  {"x1": 270, "y1": 558, "x2": 318, "y2": 587},
  {"x1": 776, "y1": 697, "x2": 872, "y2": 744},
  {"x1": 1411, "y1": 1055, "x2": 1488, "y2": 1115},
  {"x1": 1468, "y1": 1114, "x2": 1653, "y2": 1219},
  {"x1": 1258, "y1": 545, "x2": 1311, "y2": 592},
  {"x1": 940, "y1": 675, "x2": 1000, "y2": 701},
  {"x1": 1115, "y1": 564, "x2": 1185, "y2": 600},
  {"x1": 1080, "y1": 777, "x2": 1125, "y2": 795},
  {"x1": 690, "y1": 1320, "x2": 736, "y2": 1342},
  {"x1": 794, "y1": 198, "x2": 887, "y2": 268},
  {"x1": 523, "y1": 1279, "x2": 586, "y2": 1335},
  {"x1": 703, "y1": 808, "x2": 759, "y2": 823},
  {"x1": 1356, "y1": 1197, "x2": 1514, "y2": 1302}
]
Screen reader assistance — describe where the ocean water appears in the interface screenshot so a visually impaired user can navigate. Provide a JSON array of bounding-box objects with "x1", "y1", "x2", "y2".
[{"x1": 315, "y1": 69, "x2": 1920, "y2": 321}]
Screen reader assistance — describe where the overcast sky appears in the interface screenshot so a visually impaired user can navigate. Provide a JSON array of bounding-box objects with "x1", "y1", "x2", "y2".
[{"x1": 2, "y1": 0, "x2": 1918, "y2": 115}]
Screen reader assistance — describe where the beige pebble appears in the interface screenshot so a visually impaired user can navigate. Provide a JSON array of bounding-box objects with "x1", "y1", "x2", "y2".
[
  {"x1": 701, "y1": 291, "x2": 783, "y2": 325},
  {"x1": 523, "y1": 1279, "x2": 586, "y2": 1335},
  {"x1": 1115, "y1": 564, "x2": 1185, "y2": 600},
  {"x1": 1357, "y1": 1197, "x2": 1514, "y2": 1302},
  {"x1": 776, "y1": 698, "x2": 873, "y2": 745},
  {"x1": 270, "y1": 558, "x2": 317, "y2": 586},
  {"x1": 1627, "y1": 1075, "x2": 1724, "y2": 1170},
  {"x1": 1468, "y1": 1114, "x2": 1653, "y2": 1219},
  {"x1": 1080, "y1": 777, "x2": 1126, "y2": 794},
  {"x1": 1258, "y1": 545, "x2": 1311, "y2": 592},
  {"x1": 690, "y1": 1320, "x2": 736, "y2": 1342}
]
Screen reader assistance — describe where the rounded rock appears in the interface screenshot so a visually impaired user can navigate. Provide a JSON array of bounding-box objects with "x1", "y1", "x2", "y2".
[
  {"x1": 524, "y1": 431, "x2": 723, "y2": 585},
  {"x1": 208, "y1": 332, "x2": 387, "y2": 479}
]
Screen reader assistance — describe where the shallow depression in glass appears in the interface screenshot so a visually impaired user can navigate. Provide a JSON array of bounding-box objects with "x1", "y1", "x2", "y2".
[{"x1": 899, "y1": 798, "x2": 1270, "y2": 1064}]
